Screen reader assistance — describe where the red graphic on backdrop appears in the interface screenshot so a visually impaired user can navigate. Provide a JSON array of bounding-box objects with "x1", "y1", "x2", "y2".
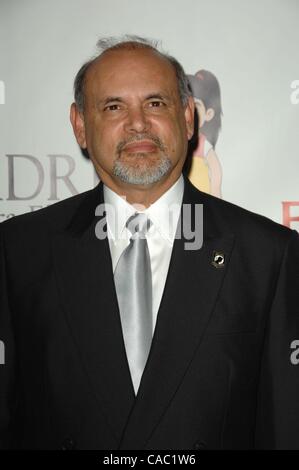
[{"x1": 282, "y1": 201, "x2": 299, "y2": 230}]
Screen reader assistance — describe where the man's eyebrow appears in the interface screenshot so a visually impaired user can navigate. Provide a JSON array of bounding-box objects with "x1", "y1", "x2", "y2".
[
  {"x1": 98, "y1": 96, "x2": 123, "y2": 106},
  {"x1": 97, "y1": 93, "x2": 171, "y2": 107},
  {"x1": 145, "y1": 93, "x2": 170, "y2": 101}
]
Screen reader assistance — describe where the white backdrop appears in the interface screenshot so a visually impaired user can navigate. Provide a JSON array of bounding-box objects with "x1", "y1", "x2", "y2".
[{"x1": 0, "y1": 0, "x2": 298, "y2": 230}]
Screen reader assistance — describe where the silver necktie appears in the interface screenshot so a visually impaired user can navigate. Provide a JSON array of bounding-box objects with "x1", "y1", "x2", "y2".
[{"x1": 114, "y1": 212, "x2": 153, "y2": 395}]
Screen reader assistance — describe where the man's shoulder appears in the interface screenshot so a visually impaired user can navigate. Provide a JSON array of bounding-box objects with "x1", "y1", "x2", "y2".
[
  {"x1": 0, "y1": 185, "x2": 98, "y2": 238},
  {"x1": 187, "y1": 181, "x2": 296, "y2": 246}
]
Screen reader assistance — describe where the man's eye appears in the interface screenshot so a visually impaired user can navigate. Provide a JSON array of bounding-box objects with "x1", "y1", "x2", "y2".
[
  {"x1": 148, "y1": 101, "x2": 165, "y2": 108},
  {"x1": 104, "y1": 104, "x2": 121, "y2": 111}
]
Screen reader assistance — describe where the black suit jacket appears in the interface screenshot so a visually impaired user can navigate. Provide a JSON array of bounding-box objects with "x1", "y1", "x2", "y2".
[{"x1": 0, "y1": 175, "x2": 299, "y2": 450}]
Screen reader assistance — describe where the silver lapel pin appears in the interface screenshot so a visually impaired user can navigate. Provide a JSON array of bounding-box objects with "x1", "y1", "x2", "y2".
[{"x1": 212, "y1": 251, "x2": 225, "y2": 268}]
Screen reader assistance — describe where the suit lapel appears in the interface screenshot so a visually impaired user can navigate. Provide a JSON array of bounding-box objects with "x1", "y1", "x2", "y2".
[
  {"x1": 52, "y1": 183, "x2": 135, "y2": 443},
  {"x1": 118, "y1": 176, "x2": 235, "y2": 449}
]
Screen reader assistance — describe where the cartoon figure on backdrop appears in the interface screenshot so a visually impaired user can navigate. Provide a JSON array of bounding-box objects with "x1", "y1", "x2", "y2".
[{"x1": 187, "y1": 70, "x2": 223, "y2": 197}]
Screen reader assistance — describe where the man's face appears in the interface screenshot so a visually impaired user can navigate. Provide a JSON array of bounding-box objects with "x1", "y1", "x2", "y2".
[{"x1": 71, "y1": 48, "x2": 194, "y2": 189}]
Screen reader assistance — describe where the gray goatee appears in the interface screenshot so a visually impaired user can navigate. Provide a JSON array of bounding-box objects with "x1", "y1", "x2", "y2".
[{"x1": 113, "y1": 134, "x2": 172, "y2": 185}]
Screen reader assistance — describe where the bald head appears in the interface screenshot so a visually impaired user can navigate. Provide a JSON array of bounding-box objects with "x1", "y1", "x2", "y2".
[
  {"x1": 83, "y1": 47, "x2": 181, "y2": 114},
  {"x1": 74, "y1": 36, "x2": 191, "y2": 113}
]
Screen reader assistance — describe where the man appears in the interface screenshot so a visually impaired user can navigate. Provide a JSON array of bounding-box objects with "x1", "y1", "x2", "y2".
[{"x1": 0, "y1": 36, "x2": 299, "y2": 450}]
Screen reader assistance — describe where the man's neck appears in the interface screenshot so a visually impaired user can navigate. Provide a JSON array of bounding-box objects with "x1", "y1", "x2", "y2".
[{"x1": 100, "y1": 172, "x2": 183, "y2": 209}]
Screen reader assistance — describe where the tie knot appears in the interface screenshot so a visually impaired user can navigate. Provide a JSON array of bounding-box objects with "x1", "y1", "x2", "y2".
[{"x1": 126, "y1": 212, "x2": 151, "y2": 237}]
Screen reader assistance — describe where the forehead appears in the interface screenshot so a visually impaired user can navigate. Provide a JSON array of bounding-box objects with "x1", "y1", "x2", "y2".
[{"x1": 84, "y1": 48, "x2": 179, "y2": 99}]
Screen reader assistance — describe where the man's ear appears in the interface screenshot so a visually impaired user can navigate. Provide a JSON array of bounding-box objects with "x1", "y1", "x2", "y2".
[
  {"x1": 184, "y1": 96, "x2": 195, "y2": 140},
  {"x1": 70, "y1": 102, "x2": 87, "y2": 149}
]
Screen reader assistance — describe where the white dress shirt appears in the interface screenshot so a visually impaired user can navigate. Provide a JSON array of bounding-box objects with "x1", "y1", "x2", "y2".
[{"x1": 103, "y1": 174, "x2": 184, "y2": 335}]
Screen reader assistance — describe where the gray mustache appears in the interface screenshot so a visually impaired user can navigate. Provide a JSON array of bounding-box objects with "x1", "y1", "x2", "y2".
[{"x1": 116, "y1": 134, "x2": 166, "y2": 154}]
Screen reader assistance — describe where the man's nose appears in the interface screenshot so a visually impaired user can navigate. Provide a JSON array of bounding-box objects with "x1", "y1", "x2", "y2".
[{"x1": 124, "y1": 105, "x2": 150, "y2": 133}]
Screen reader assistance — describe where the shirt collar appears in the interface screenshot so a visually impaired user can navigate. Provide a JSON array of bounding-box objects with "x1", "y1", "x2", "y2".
[{"x1": 103, "y1": 174, "x2": 184, "y2": 244}]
